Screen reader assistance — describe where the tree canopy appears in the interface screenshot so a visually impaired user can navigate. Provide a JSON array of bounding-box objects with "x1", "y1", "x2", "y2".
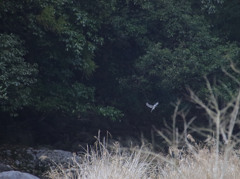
[{"x1": 1, "y1": 0, "x2": 240, "y2": 147}]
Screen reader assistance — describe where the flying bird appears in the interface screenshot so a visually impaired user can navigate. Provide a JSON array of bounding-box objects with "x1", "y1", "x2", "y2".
[{"x1": 146, "y1": 102, "x2": 159, "y2": 112}]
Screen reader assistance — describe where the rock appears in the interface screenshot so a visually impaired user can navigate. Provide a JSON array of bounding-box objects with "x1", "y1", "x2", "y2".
[
  {"x1": 36, "y1": 149, "x2": 77, "y2": 165},
  {"x1": 0, "y1": 145, "x2": 81, "y2": 178},
  {"x1": 0, "y1": 163, "x2": 12, "y2": 172},
  {"x1": 0, "y1": 171, "x2": 40, "y2": 179}
]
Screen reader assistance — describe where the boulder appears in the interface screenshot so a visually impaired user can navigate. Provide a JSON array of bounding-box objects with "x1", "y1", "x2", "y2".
[
  {"x1": 0, "y1": 163, "x2": 12, "y2": 172},
  {"x1": 0, "y1": 145, "x2": 81, "y2": 178},
  {"x1": 0, "y1": 171, "x2": 40, "y2": 179}
]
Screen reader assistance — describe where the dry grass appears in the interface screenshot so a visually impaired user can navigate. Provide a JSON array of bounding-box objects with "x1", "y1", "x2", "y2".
[
  {"x1": 47, "y1": 140, "x2": 154, "y2": 179},
  {"x1": 47, "y1": 140, "x2": 240, "y2": 179},
  {"x1": 161, "y1": 148, "x2": 240, "y2": 179}
]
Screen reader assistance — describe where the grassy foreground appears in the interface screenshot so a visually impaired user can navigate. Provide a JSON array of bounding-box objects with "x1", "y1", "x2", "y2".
[{"x1": 46, "y1": 138, "x2": 240, "y2": 179}]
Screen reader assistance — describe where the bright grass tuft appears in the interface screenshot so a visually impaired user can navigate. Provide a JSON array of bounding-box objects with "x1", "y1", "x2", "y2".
[{"x1": 47, "y1": 140, "x2": 240, "y2": 179}]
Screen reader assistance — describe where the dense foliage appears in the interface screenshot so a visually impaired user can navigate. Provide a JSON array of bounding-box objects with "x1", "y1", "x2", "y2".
[
  {"x1": 0, "y1": 34, "x2": 38, "y2": 113},
  {"x1": 0, "y1": 0, "x2": 240, "y2": 147}
]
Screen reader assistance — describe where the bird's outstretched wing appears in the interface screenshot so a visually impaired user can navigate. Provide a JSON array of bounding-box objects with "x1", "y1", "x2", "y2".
[
  {"x1": 153, "y1": 102, "x2": 159, "y2": 108},
  {"x1": 146, "y1": 102, "x2": 153, "y2": 108},
  {"x1": 146, "y1": 102, "x2": 159, "y2": 112}
]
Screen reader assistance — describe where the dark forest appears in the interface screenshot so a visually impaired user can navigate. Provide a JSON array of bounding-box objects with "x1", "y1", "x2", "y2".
[{"x1": 1, "y1": 0, "x2": 240, "y2": 152}]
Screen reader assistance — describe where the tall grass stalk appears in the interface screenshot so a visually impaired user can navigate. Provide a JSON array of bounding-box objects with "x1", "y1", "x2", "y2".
[
  {"x1": 47, "y1": 137, "x2": 155, "y2": 179},
  {"x1": 47, "y1": 139, "x2": 240, "y2": 179}
]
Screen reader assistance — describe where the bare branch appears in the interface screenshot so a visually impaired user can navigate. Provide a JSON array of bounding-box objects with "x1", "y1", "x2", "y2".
[
  {"x1": 222, "y1": 68, "x2": 240, "y2": 86},
  {"x1": 230, "y1": 60, "x2": 240, "y2": 74},
  {"x1": 152, "y1": 126, "x2": 172, "y2": 146},
  {"x1": 204, "y1": 76, "x2": 219, "y2": 110},
  {"x1": 187, "y1": 88, "x2": 216, "y2": 120},
  {"x1": 227, "y1": 90, "x2": 240, "y2": 140}
]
